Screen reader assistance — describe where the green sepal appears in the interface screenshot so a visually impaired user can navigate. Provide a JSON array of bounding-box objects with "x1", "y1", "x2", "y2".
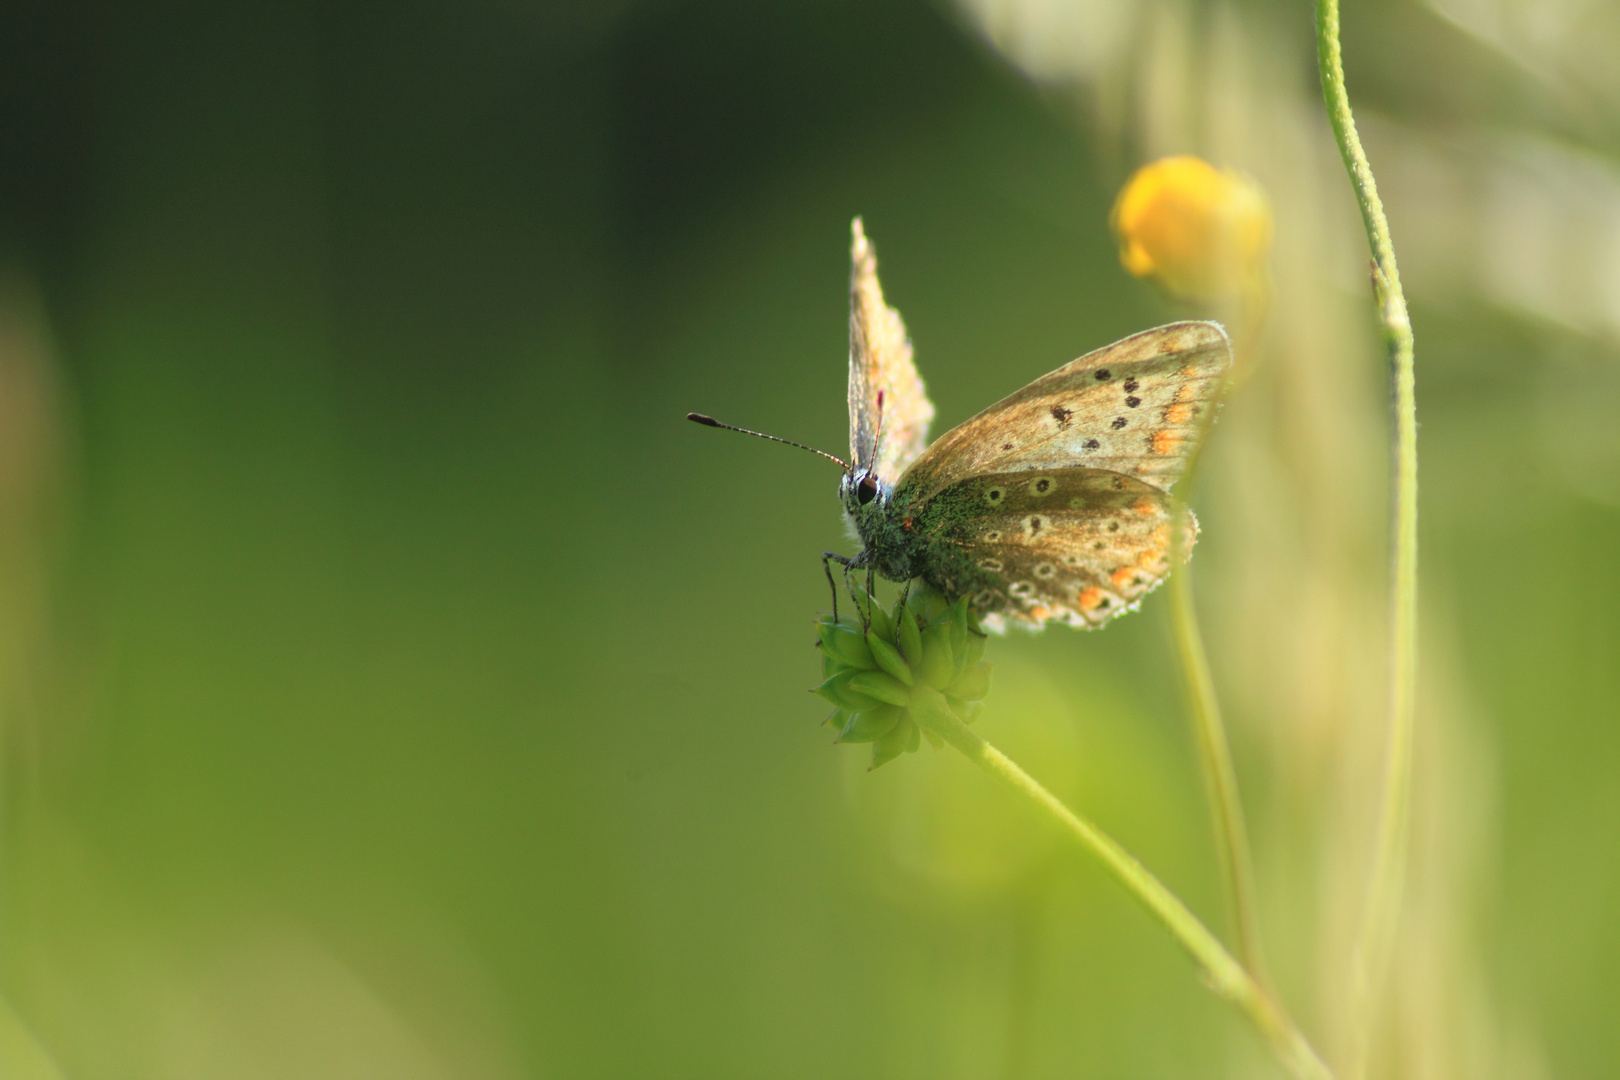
[
  {"x1": 818, "y1": 620, "x2": 874, "y2": 669},
  {"x1": 917, "y1": 623, "x2": 956, "y2": 690},
  {"x1": 852, "y1": 584, "x2": 894, "y2": 642},
  {"x1": 814, "y1": 670, "x2": 882, "y2": 712},
  {"x1": 960, "y1": 630, "x2": 987, "y2": 671},
  {"x1": 847, "y1": 669, "x2": 911, "y2": 708},
  {"x1": 904, "y1": 586, "x2": 928, "y2": 620},
  {"x1": 948, "y1": 597, "x2": 971, "y2": 671},
  {"x1": 897, "y1": 606, "x2": 924, "y2": 668},
  {"x1": 905, "y1": 584, "x2": 949, "y2": 625},
  {"x1": 870, "y1": 715, "x2": 916, "y2": 770},
  {"x1": 948, "y1": 661, "x2": 992, "y2": 702},
  {"x1": 947, "y1": 696, "x2": 982, "y2": 724},
  {"x1": 822, "y1": 651, "x2": 839, "y2": 679},
  {"x1": 825, "y1": 708, "x2": 850, "y2": 730},
  {"x1": 866, "y1": 632, "x2": 914, "y2": 686},
  {"x1": 836, "y1": 705, "x2": 902, "y2": 744},
  {"x1": 904, "y1": 684, "x2": 954, "y2": 738}
]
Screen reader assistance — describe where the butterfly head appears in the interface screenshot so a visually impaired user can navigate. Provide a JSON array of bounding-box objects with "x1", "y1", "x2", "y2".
[{"x1": 839, "y1": 467, "x2": 886, "y2": 517}]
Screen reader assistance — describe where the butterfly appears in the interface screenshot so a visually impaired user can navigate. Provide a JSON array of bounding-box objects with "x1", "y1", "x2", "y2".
[{"x1": 693, "y1": 218, "x2": 1232, "y2": 631}]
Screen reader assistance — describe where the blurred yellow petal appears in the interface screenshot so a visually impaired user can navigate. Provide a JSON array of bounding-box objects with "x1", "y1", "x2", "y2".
[{"x1": 1110, "y1": 155, "x2": 1272, "y2": 302}]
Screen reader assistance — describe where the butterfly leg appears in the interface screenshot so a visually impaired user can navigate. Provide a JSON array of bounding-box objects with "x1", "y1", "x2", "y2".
[{"x1": 821, "y1": 551, "x2": 856, "y2": 623}]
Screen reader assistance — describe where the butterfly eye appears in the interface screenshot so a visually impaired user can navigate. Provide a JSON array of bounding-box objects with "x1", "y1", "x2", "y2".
[{"x1": 856, "y1": 475, "x2": 879, "y2": 505}]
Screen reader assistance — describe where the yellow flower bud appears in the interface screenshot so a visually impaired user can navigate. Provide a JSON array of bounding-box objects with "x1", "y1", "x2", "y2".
[{"x1": 1110, "y1": 156, "x2": 1272, "y2": 303}]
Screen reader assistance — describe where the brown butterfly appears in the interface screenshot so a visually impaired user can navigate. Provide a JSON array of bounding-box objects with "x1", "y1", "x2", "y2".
[{"x1": 694, "y1": 218, "x2": 1232, "y2": 630}]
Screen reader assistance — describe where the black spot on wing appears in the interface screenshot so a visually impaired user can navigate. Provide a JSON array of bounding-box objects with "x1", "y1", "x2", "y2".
[{"x1": 1111, "y1": 417, "x2": 1127, "y2": 430}]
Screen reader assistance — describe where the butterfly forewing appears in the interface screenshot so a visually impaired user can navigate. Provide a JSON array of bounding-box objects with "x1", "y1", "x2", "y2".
[
  {"x1": 908, "y1": 468, "x2": 1195, "y2": 630},
  {"x1": 900, "y1": 322, "x2": 1230, "y2": 502},
  {"x1": 848, "y1": 218, "x2": 934, "y2": 487}
]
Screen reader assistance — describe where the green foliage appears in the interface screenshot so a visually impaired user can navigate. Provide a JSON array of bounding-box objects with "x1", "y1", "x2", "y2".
[{"x1": 814, "y1": 584, "x2": 992, "y2": 769}]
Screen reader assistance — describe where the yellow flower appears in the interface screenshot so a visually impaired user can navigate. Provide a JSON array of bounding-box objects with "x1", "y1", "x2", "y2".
[{"x1": 1110, "y1": 156, "x2": 1272, "y2": 302}]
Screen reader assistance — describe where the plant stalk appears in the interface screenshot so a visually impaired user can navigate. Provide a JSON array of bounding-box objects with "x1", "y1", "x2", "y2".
[
  {"x1": 913, "y1": 688, "x2": 1333, "y2": 1080},
  {"x1": 1314, "y1": 0, "x2": 1420, "y2": 1073},
  {"x1": 1169, "y1": 566, "x2": 1269, "y2": 986}
]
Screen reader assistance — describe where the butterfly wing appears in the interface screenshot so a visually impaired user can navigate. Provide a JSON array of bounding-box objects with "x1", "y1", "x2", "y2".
[
  {"x1": 848, "y1": 218, "x2": 934, "y2": 487},
  {"x1": 908, "y1": 468, "x2": 1195, "y2": 630},
  {"x1": 900, "y1": 322, "x2": 1230, "y2": 502}
]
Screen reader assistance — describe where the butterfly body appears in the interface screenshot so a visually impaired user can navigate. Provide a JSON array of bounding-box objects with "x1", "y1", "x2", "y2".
[{"x1": 838, "y1": 220, "x2": 1231, "y2": 631}]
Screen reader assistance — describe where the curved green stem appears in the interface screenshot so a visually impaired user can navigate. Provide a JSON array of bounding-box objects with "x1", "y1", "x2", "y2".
[
  {"x1": 912, "y1": 688, "x2": 1332, "y2": 1080},
  {"x1": 1314, "y1": 1, "x2": 1420, "y2": 1073},
  {"x1": 1170, "y1": 566, "x2": 1269, "y2": 986}
]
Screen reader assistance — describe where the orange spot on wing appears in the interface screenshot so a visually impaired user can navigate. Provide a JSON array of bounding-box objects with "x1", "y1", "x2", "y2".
[
  {"x1": 1111, "y1": 566, "x2": 1138, "y2": 590},
  {"x1": 1029, "y1": 605, "x2": 1052, "y2": 622},
  {"x1": 1137, "y1": 548, "x2": 1163, "y2": 569},
  {"x1": 1152, "y1": 429, "x2": 1182, "y2": 455},
  {"x1": 1132, "y1": 496, "x2": 1157, "y2": 515},
  {"x1": 1165, "y1": 402, "x2": 1193, "y2": 424},
  {"x1": 1175, "y1": 383, "x2": 1197, "y2": 402},
  {"x1": 1078, "y1": 587, "x2": 1103, "y2": 611}
]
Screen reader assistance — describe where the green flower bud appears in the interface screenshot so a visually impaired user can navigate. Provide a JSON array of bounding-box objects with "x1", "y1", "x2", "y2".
[{"x1": 813, "y1": 581, "x2": 992, "y2": 769}]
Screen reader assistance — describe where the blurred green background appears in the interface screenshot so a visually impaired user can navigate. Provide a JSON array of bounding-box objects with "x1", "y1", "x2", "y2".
[{"x1": 0, "y1": 0, "x2": 1617, "y2": 1076}]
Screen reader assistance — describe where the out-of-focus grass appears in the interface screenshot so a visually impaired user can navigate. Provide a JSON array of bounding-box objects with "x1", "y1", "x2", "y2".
[{"x1": 0, "y1": 0, "x2": 1615, "y2": 1076}]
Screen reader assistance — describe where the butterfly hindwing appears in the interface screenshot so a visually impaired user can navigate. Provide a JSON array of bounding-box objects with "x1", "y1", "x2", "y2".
[
  {"x1": 906, "y1": 467, "x2": 1195, "y2": 630},
  {"x1": 848, "y1": 218, "x2": 934, "y2": 487},
  {"x1": 900, "y1": 322, "x2": 1230, "y2": 502}
]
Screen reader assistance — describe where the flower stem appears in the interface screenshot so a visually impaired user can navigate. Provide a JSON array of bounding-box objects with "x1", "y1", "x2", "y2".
[
  {"x1": 1314, "y1": 0, "x2": 1419, "y2": 1073},
  {"x1": 1169, "y1": 566, "x2": 1269, "y2": 986},
  {"x1": 912, "y1": 688, "x2": 1333, "y2": 1080}
]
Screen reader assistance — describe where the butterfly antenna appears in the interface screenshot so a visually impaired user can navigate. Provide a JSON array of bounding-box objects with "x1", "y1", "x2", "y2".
[
  {"x1": 871, "y1": 388, "x2": 887, "y2": 464},
  {"x1": 687, "y1": 413, "x2": 851, "y2": 472}
]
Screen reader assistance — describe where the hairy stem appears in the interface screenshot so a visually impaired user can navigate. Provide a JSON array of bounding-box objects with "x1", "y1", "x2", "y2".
[
  {"x1": 1314, "y1": 0, "x2": 1420, "y2": 1073},
  {"x1": 912, "y1": 688, "x2": 1332, "y2": 1080},
  {"x1": 1170, "y1": 567, "x2": 1269, "y2": 985}
]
